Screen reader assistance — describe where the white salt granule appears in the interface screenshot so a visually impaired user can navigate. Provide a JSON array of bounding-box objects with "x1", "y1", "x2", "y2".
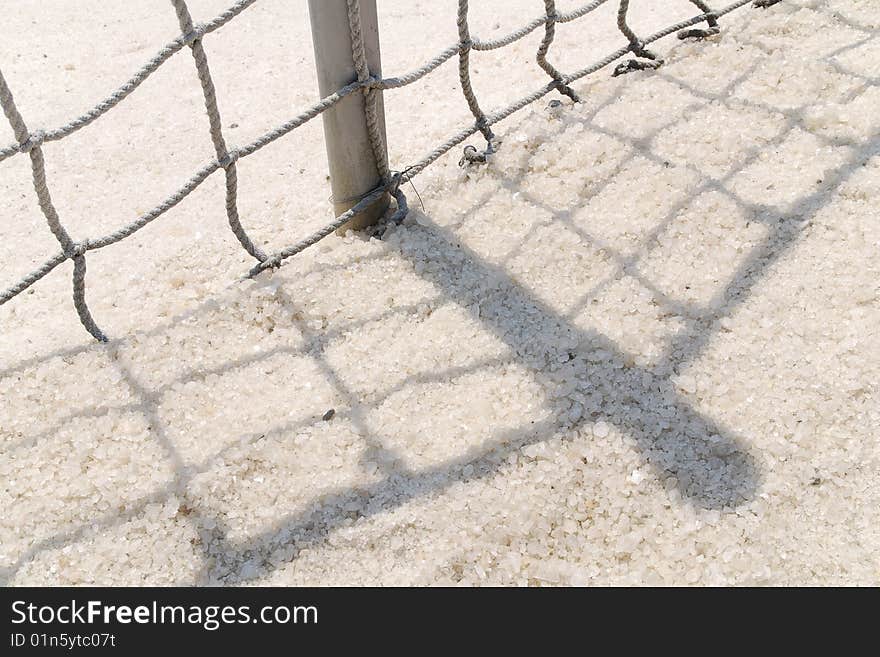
[{"x1": 592, "y1": 422, "x2": 610, "y2": 439}]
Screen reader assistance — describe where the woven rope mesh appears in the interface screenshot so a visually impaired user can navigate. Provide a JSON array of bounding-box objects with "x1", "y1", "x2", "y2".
[{"x1": 0, "y1": 0, "x2": 774, "y2": 341}]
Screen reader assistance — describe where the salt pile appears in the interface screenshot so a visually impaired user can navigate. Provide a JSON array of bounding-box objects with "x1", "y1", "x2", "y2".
[{"x1": 1, "y1": 0, "x2": 878, "y2": 585}]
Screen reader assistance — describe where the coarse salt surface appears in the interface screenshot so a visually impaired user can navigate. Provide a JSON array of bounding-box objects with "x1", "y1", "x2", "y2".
[{"x1": 1, "y1": 1, "x2": 878, "y2": 585}]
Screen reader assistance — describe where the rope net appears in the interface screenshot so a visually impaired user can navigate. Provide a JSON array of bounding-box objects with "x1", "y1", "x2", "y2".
[{"x1": 0, "y1": 0, "x2": 779, "y2": 341}]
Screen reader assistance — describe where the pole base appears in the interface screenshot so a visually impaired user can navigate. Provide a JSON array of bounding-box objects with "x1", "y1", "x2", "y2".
[{"x1": 333, "y1": 191, "x2": 391, "y2": 234}]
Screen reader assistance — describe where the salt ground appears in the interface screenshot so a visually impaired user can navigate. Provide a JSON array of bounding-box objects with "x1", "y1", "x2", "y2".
[{"x1": 1, "y1": 0, "x2": 878, "y2": 585}]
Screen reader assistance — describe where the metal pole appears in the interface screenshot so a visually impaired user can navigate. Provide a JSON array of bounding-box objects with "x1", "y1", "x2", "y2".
[{"x1": 308, "y1": 0, "x2": 389, "y2": 233}]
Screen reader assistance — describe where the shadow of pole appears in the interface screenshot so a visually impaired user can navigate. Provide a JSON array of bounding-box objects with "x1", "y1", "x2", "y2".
[
  {"x1": 209, "y1": 91, "x2": 880, "y2": 585},
  {"x1": 190, "y1": 209, "x2": 763, "y2": 582},
  {"x1": 382, "y1": 215, "x2": 760, "y2": 509}
]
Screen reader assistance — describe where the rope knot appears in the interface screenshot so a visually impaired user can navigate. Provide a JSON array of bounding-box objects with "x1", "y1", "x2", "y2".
[
  {"x1": 678, "y1": 26, "x2": 720, "y2": 40},
  {"x1": 182, "y1": 22, "x2": 206, "y2": 46},
  {"x1": 386, "y1": 171, "x2": 403, "y2": 195},
  {"x1": 629, "y1": 39, "x2": 649, "y2": 57},
  {"x1": 363, "y1": 74, "x2": 382, "y2": 91},
  {"x1": 66, "y1": 240, "x2": 89, "y2": 258},
  {"x1": 459, "y1": 145, "x2": 488, "y2": 167},
  {"x1": 20, "y1": 130, "x2": 45, "y2": 154},
  {"x1": 219, "y1": 149, "x2": 240, "y2": 169},
  {"x1": 246, "y1": 254, "x2": 281, "y2": 279},
  {"x1": 262, "y1": 255, "x2": 282, "y2": 270}
]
